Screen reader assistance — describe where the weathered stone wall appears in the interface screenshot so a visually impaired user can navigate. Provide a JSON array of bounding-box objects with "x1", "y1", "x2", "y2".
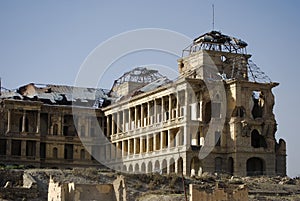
[
  {"x1": 113, "y1": 175, "x2": 127, "y2": 201},
  {"x1": 189, "y1": 184, "x2": 248, "y2": 201},
  {"x1": 48, "y1": 176, "x2": 121, "y2": 201},
  {"x1": 0, "y1": 187, "x2": 39, "y2": 200}
]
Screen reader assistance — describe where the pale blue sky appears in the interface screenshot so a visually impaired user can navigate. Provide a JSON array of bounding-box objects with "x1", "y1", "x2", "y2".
[{"x1": 0, "y1": 1, "x2": 299, "y2": 177}]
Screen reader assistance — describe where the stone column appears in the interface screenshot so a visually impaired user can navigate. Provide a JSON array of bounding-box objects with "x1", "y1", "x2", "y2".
[
  {"x1": 22, "y1": 111, "x2": 26, "y2": 132},
  {"x1": 112, "y1": 114, "x2": 116, "y2": 135},
  {"x1": 133, "y1": 138, "x2": 137, "y2": 154},
  {"x1": 153, "y1": 99, "x2": 156, "y2": 124},
  {"x1": 141, "y1": 105, "x2": 144, "y2": 127},
  {"x1": 140, "y1": 137, "x2": 143, "y2": 154},
  {"x1": 169, "y1": 95, "x2": 172, "y2": 120},
  {"x1": 199, "y1": 101, "x2": 203, "y2": 121},
  {"x1": 36, "y1": 110, "x2": 40, "y2": 134},
  {"x1": 146, "y1": 135, "x2": 150, "y2": 152},
  {"x1": 123, "y1": 110, "x2": 126, "y2": 132},
  {"x1": 85, "y1": 117, "x2": 89, "y2": 137},
  {"x1": 117, "y1": 112, "x2": 120, "y2": 134},
  {"x1": 185, "y1": 89, "x2": 189, "y2": 119},
  {"x1": 107, "y1": 116, "x2": 111, "y2": 137},
  {"x1": 128, "y1": 108, "x2": 131, "y2": 130},
  {"x1": 168, "y1": 129, "x2": 171, "y2": 148},
  {"x1": 147, "y1": 102, "x2": 150, "y2": 125},
  {"x1": 153, "y1": 134, "x2": 157, "y2": 151},
  {"x1": 121, "y1": 140, "x2": 125, "y2": 156},
  {"x1": 161, "y1": 97, "x2": 165, "y2": 122},
  {"x1": 135, "y1": 107, "x2": 138, "y2": 129},
  {"x1": 6, "y1": 109, "x2": 11, "y2": 133},
  {"x1": 200, "y1": 127, "x2": 204, "y2": 146},
  {"x1": 176, "y1": 92, "x2": 179, "y2": 118},
  {"x1": 128, "y1": 139, "x2": 131, "y2": 155}
]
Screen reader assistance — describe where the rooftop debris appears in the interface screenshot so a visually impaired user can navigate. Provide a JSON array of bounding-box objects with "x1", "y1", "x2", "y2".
[
  {"x1": 0, "y1": 83, "x2": 110, "y2": 108},
  {"x1": 183, "y1": 30, "x2": 248, "y2": 56}
]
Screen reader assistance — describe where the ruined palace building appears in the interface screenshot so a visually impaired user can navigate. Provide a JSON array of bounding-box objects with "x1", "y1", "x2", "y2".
[{"x1": 0, "y1": 31, "x2": 286, "y2": 176}]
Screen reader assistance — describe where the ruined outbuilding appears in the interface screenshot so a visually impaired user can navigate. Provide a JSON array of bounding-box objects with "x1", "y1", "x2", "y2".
[
  {"x1": 48, "y1": 175, "x2": 126, "y2": 201},
  {"x1": 0, "y1": 30, "x2": 286, "y2": 177}
]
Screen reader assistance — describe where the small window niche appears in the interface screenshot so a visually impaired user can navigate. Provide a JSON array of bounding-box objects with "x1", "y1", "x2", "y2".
[{"x1": 251, "y1": 91, "x2": 264, "y2": 119}]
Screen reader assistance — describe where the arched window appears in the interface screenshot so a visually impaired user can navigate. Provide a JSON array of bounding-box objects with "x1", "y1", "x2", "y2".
[
  {"x1": 251, "y1": 91, "x2": 264, "y2": 119},
  {"x1": 169, "y1": 158, "x2": 175, "y2": 173},
  {"x1": 251, "y1": 129, "x2": 267, "y2": 148},
  {"x1": 128, "y1": 164, "x2": 133, "y2": 172},
  {"x1": 162, "y1": 159, "x2": 167, "y2": 174},
  {"x1": 134, "y1": 164, "x2": 139, "y2": 173},
  {"x1": 177, "y1": 157, "x2": 183, "y2": 174},
  {"x1": 154, "y1": 160, "x2": 160, "y2": 173},
  {"x1": 141, "y1": 163, "x2": 146, "y2": 173},
  {"x1": 147, "y1": 161, "x2": 153, "y2": 173}
]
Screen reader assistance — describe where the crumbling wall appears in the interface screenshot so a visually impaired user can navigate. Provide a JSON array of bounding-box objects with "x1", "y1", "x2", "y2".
[
  {"x1": 23, "y1": 172, "x2": 37, "y2": 188},
  {"x1": 113, "y1": 175, "x2": 127, "y2": 201},
  {"x1": 48, "y1": 176, "x2": 64, "y2": 201},
  {"x1": 276, "y1": 139, "x2": 287, "y2": 176},
  {"x1": 0, "y1": 170, "x2": 39, "y2": 200},
  {"x1": 0, "y1": 187, "x2": 39, "y2": 200},
  {"x1": 48, "y1": 176, "x2": 119, "y2": 201},
  {"x1": 189, "y1": 184, "x2": 248, "y2": 201}
]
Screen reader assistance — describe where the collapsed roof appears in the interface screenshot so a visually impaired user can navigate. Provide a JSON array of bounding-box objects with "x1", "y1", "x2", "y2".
[
  {"x1": 183, "y1": 31, "x2": 248, "y2": 56},
  {"x1": 0, "y1": 83, "x2": 110, "y2": 108},
  {"x1": 110, "y1": 67, "x2": 172, "y2": 102}
]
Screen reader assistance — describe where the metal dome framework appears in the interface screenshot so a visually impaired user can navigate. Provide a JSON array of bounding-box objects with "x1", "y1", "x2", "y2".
[
  {"x1": 182, "y1": 31, "x2": 248, "y2": 57},
  {"x1": 112, "y1": 67, "x2": 165, "y2": 88}
]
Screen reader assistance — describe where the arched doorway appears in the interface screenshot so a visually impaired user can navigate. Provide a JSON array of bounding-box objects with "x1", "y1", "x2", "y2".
[
  {"x1": 147, "y1": 161, "x2": 153, "y2": 173},
  {"x1": 128, "y1": 164, "x2": 133, "y2": 172},
  {"x1": 162, "y1": 159, "x2": 167, "y2": 174},
  {"x1": 154, "y1": 160, "x2": 160, "y2": 173},
  {"x1": 141, "y1": 163, "x2": 146, "y2": 173},
  {"x1": 134, "y1": 164, "x2": 139, "y2": 173},
  {"x1": 169, "y1": 158, "x2": 175, "y2": 173},
  {"x1": 228, "y1": 157, "x2": 234, "y2": 175},
  {"x1": 247, "y1": 157, "x2": 265, "y2": 176},
  {"x1": 190, "y1": 157, "x2": 201, "y2": 176},
  {"x1": 177, "y1": 157, "x2": 183, "y2": 174}
]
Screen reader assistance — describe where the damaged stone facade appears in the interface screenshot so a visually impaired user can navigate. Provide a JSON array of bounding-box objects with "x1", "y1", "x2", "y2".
[{"x1": 0, "y1": 31, "x2": 286, "y2": 177}]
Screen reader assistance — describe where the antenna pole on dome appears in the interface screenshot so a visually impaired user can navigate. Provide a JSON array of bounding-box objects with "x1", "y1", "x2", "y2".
[{"x1": 212, "y1": 4, "x2": 215, "y2": 30}]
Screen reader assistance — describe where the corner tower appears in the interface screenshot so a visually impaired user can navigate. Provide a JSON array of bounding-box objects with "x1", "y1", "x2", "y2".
[{"x1": 179, "y1": 31, "x2": 286, "y2": 176}]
